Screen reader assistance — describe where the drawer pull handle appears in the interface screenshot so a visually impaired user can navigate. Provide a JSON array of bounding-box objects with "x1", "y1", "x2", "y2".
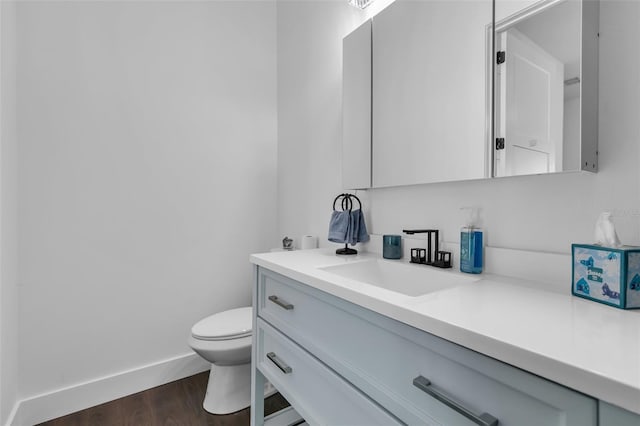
[
  {"x1": 268, "y1": 295, "x2": 294, "y2": 310},
  {"x1": 267, "y1": 352, "x2": 293, "y2": 374},
  {"x1": 413, "y1": 376, "x2": 498, "y2": 426}
]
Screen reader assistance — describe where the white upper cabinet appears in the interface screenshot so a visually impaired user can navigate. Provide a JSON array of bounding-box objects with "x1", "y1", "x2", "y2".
[
  {"x1": 372, "y1": 0, "x2": 491, "y2": 187},
  {"x1": 342, "y1": 19, "x2": 372, "y2": 190},
  {"x1": 341, "y1": 0, "x2": 600, "y2": 188}
]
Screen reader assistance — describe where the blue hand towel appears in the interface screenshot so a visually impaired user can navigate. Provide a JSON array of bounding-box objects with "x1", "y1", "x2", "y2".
[
  {"x1": 347, "y1": 209, "x2": 369, "y2": 245},
  {"x1": 328, "y1": 210, "x2": 350, "y2": 243},
  {"x1": 346, "y1": 210, "x2": 359, "y2": 245},
  {"x1": 356, "y1": 209, "x2": 370, "y2": 243}
]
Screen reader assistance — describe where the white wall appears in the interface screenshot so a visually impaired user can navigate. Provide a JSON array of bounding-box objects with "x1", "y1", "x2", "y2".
[
  {"x1": 1, "y1": 1, "x2": 19, "y2": 424},
  {"x1": 277, "y1": 0, "x2": 640, "y2": 255},
  {"x1": 277, "y1": 1, "x2": 365, "y2": 249},
  {"x1": 16, "y1": 0, "x2": 277, "y2": 410}
]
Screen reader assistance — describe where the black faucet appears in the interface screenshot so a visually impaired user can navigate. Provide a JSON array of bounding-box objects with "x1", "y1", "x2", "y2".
[
  {"x1": 403, "y1": 229, "x2": 451, "y2": 268},
  {"x1": 403, "y1": 229, "x2": 438, "y2": 265}
]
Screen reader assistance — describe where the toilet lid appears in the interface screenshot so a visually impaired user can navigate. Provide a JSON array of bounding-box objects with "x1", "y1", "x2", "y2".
[{"x1": 191, "y1": 306, "x2": 252, "y2": 340}]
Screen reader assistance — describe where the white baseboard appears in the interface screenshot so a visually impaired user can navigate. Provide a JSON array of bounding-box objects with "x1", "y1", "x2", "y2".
[
  {"x1": 4, "y1": 404, "x2": 19, "y2": 426},
  {"x1": 7, "y1": 352, "x2": 209, "y2": 426}
]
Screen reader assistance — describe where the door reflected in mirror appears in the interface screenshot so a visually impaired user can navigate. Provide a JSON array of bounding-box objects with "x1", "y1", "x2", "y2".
[{"x1": 493, "y1": 0, "x2": 598, "y2": 177}]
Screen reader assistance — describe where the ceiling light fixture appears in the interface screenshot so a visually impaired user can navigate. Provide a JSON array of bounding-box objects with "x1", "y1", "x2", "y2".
[{"x1": 348, "y1": 0, "x2": 375, "y2": 9}]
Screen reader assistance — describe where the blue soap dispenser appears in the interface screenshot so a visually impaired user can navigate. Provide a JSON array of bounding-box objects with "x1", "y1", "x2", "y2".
[{"x1": 460, "y1": 207, "x2": 483, "y2": 274}]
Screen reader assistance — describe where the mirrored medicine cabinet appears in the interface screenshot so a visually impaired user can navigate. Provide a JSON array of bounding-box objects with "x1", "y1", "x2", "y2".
[{"x1": 342, "y1": 0, "x2": 599, "y2": 189}]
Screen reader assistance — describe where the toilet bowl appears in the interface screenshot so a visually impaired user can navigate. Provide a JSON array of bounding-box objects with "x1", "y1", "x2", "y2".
[{"x1": 188, "y1": 306, "x2": 259, "y2": 414}]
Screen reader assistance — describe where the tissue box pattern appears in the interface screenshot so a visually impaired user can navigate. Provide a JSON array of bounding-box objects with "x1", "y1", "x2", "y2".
[{"x1": 572, "y1": 244, "x2": 640, "y2": 309}]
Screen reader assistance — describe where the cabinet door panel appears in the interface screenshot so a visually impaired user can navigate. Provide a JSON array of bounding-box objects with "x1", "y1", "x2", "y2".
[
  {"x1": 342, "y1": 19, "x2": 371, "y2": 189},
  {"x1": 372, "y1": 0, "x2": 490, "y2": 187},
  {"x1": 599, "y1": 402, "x2": 640, "y2": 426}
]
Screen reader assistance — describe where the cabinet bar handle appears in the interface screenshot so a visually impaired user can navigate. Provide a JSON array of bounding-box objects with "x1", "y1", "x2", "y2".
[
  {"x1": 413, "y1": 376, "x2": 498, "y2": 426},
  {"x1": 267, "y1": 352, "x2": 292, "y2": 374},
  {"x1": 268, "y1": 295, "x2": 294, "y2": 310}
]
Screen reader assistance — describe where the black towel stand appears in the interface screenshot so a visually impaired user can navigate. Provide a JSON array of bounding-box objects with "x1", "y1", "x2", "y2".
[{"x1": 332, "y1": 193, "x2": 362, "y2": 255}]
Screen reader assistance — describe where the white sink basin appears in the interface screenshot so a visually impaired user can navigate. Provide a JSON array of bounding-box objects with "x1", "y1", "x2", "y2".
[{"x1": 319, "y1": 259, "x2": 479, "y2": 297}]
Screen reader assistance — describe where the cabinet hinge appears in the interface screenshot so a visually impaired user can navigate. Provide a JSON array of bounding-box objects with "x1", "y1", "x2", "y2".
[
  {"x1": 496, "y1": 138, "x2": 505, "y2": 150},
  {"x1": 497, "y1": 51, "x2": 506, "y2": 64}
]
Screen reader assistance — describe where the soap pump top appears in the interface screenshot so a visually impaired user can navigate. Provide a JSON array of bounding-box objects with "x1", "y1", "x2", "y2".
[{"x1": 461, "y1": 206, "x2": 480, "y2": 230}]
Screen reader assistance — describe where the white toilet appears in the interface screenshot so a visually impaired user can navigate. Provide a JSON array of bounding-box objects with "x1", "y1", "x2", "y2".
[{"x1": 188, "y1": 306, "x2": 256, "y2": 414}]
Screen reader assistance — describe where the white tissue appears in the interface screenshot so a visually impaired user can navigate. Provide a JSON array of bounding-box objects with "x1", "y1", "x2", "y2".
[{"x1": 594, "y1": 212, "x2": 621, "y2": 247}]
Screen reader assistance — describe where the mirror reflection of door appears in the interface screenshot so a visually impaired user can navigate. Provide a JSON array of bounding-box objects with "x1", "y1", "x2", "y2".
[
  {"x1": 493, "y1": 0, "x2": 583, "y2": 178},
  {"x1": 495, "y1": 28, "x2": 564, "y2": 176}
]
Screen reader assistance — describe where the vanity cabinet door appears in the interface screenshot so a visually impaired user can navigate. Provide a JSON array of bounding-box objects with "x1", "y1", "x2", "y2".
[
  {"x1": 599, "y1": 402, "x2": 640, "y2": 426},
  {"x1": 255, "y1": 318, "x2": 401, "y2": 426},
  {"x1": 256, "y1": 268, "x2": 597, "y2": 426}
]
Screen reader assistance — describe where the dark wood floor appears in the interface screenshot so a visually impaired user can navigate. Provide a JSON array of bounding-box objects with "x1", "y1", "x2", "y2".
[{"x1": 37, "y1": 371, "x2": 290, "y2": 426}]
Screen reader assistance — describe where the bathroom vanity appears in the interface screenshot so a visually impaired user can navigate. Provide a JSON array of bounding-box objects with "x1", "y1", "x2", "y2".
[{"x1": 250, "y1": 249, "x2": 640, "y2": 425}]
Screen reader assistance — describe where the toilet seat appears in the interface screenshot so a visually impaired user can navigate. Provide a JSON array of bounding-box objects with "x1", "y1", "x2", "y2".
[{"x1": 191, "y1": 306, "x2": 252, "y2": 341}]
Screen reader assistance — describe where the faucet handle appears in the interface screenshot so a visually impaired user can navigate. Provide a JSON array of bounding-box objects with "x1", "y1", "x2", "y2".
[
  {"x1": 411, "y1": 248, "x2": 427, "y2": 264},
  {"x1": 433, "y1": 251, "x2": 452, "y2": 269}
]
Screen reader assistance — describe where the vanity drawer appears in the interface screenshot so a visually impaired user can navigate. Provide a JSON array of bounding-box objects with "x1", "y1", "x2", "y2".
[
  {"x1": 255, "y1": 318, "x2": 401, "y2": 426},
  {"x1": 257, "y1": 268, "x2": 597, "y2": 426},
  {"x1": 257, "y1": 268, "x2": 326, "y2": 330}
]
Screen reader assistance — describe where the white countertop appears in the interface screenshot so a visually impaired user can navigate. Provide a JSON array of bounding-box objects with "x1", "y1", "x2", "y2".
[{"x1": 250, "y1": 248, "x2": 640, "y2": 415}]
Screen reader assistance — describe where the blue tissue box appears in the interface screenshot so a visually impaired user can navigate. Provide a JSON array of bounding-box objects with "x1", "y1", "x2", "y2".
[{"x1": 572, "y1": 244, "x2": 640, "y2": 309}]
